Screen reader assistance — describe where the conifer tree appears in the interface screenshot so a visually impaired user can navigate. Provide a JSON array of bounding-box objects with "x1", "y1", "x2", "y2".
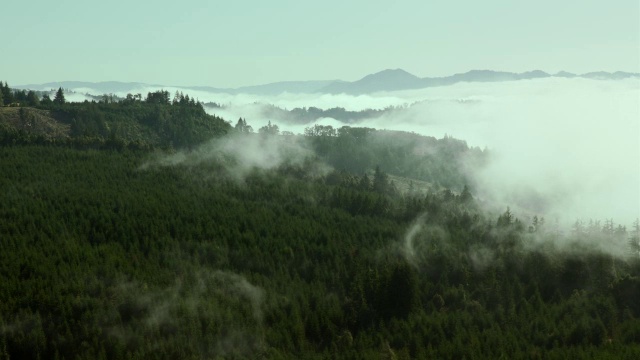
[
  {"x1": 234, "y1": 118, "x2": 253, "y2": 133},
  {"x1": 358, "y1": 173, "x2": 371, "y2": 191},
  {"x1": 372, "y1": 165, "x2": 389, "y2": 194},
  {"x1": 53, "y1": 87, "x2": 66, "y2": 104},
  {"x1": 259, "y1": 121, "x2": 279, "y2": 135},
  {"x1": 26, "y1": 90, "x2": 40, "y2": 106},
  {"x1": 41, "y1": 93, "x2": 52, "y2": 105},
  {"x1": 1, "y1": 81, "x2": 14, "y2": 105}
]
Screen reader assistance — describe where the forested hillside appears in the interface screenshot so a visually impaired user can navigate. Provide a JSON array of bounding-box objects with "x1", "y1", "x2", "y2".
[
  {"x1": 302, "y1": 124, "x2": 484, "y2": 190},
  {"x1": 231, "y1": 104, "x2": 391, "y2": 124},
  {"x1": 0, "y1": 86, "x2": 230, "y2": 149},
  {"x1": 1, "y1": 83, "x2": 639, "y2": 359}
]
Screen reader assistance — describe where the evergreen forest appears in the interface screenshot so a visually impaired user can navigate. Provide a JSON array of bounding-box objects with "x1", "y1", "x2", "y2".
[{"x1": 1, "y1": 84, "x2": 639, "y2": 359}]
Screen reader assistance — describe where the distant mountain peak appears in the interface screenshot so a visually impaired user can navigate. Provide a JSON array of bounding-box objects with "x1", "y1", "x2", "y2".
[
  {"x1": 320, "y1": 68, "x2": 423, "y2": 94},
  {"x1": 360, "y1": 68, "x2": 420, "y2": 81},
  {"x1": 370, "y1": 68, "x2": 417, "y2": 76},
  {"x1": 554, "y1": 71, "x2": 577, "y2": 78}
]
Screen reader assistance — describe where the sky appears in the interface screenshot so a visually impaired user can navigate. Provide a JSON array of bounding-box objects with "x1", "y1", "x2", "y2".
[{"x1": 2, "y1": 0, "x2": 638, "y2": 87}]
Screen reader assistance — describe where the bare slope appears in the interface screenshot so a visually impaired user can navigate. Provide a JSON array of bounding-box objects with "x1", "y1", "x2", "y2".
[{"x1": 0, "y1": 107, "x2": 71, "y2": 140}]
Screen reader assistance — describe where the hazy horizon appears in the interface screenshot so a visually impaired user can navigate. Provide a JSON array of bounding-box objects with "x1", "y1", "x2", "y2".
[
  {"x1": 12, "y1": 67, "x2": 640, "y2": 91},
  {"x1": 2, "y1": 0, "x2": 638, "y2": 87}
]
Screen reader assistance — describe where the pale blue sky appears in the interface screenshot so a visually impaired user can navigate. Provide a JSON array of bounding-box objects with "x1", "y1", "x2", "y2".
[{"x1": 2, "y1": 0, "x2": 638, "y2": 87}]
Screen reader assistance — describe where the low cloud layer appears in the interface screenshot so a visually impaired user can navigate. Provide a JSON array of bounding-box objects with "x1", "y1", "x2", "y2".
[{"x1": 205, "y1": 78, "x2": 639, "y2": 228}]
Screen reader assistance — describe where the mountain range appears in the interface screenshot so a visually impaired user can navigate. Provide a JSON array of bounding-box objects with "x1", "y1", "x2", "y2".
[{"x1": 16, "y1": 69, "x2": 639, "y2": 96}]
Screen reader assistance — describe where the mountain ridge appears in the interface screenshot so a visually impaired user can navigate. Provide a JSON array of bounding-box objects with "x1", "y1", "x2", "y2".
[{"x1": 15, "y1": 69, "x2": 639, "y2": 96}]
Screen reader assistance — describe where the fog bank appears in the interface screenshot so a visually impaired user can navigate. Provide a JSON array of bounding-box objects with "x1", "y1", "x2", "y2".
[{"x1": 208, "y1": 78, "x2": 639, "y2": 227}]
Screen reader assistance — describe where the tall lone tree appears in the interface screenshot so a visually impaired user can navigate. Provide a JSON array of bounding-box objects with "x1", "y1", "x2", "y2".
[{"x1": 53, "y1": 87, "x2": 66, "y2": 105}]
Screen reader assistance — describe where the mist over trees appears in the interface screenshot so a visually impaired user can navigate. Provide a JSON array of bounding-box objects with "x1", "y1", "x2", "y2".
[
  {"x1": 0, "y1": 82, "x2": 639, "y2": 359},
  {"x1": 299, "y1": 123, "x2": 483, "y2": 190},
  {"x1": 257, "y1": 104, "x2": 391, "y2": 124}
]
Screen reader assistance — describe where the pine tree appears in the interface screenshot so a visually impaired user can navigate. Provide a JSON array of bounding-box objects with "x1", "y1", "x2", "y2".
[
  {"x1": 41, "y1": 93, "x2": 52, "y2": 105},
  {"x1": 259, "y1": 121, "x2": 279, "y2": 135},
  {"x1": 1, "y1": 81, "x2": 14, "y2": 105},
  {"x1": 26, "y1": 90, "x2": 40, "y2": 106},
  {"x1": 172, "y1": 90, "x2": 183, "y2": 105},
  {"x1": 54, "y1": 87, "x2": 66, "y2": 104},
  {"x1": 497, "y1": 207, "x2": 513, "y2": 227},
  {"x1": 358, "y1": 173, "x2": 371, "y2": 191},
  {"x1": 234, "y1": 118, "x2": 253, "y2": 133}
]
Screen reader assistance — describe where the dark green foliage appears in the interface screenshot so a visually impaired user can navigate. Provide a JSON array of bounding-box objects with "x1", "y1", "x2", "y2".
[
  {"x1": 0, "y1": 91, "x2": 231, "y2": 149},
  {"x1": 26, "y1": 90, "x2": 40, "y2": 106},
  {"x1": 303, "y1": 124, "x2": 485, "y2": 190},
  {"x1": 145, "y1": 89, "x2": 170, "y2": 104},
  {"x1": 254, "y1": 104, "x2": 389, "y2": 124},
  {"x1": 0, "y1": 131, "x2": 638, "y2": 358},
  {"x1": 1, "y1": 81, "x2": 13, "y2": 105},
  {"x1": 378, "y1": 261, "x2": 419, "y2": 320},
  {"x1": 41, "y1": 93, "x2": 52, "y2": 105},
  {"x1": 53, "y1": 87, "x2": 66, "y2": 104}
]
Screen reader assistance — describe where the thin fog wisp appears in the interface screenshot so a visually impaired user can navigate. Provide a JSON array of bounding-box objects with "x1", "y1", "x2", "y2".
[
  {"x1": 141, "y1": 131, "x2": 330, "y2": 181},
  {"x1": 98, "y1": 270, "x2": 267, "y2": 358}
]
